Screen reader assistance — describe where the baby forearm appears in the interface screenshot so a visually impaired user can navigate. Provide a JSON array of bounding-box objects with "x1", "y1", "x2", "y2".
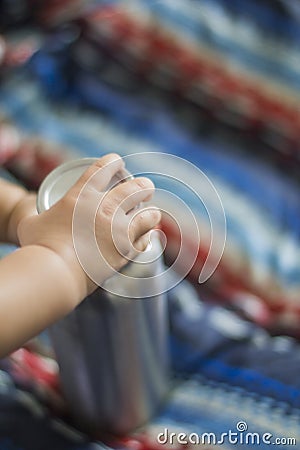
[{"x1": 0, "y1": 245, "x2": 85, "y2": 357}]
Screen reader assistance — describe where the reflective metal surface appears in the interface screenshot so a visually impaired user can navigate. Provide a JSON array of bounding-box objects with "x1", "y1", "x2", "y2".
[{"x1": 37, "y1": 158, "x2": 169, "y2": 436}]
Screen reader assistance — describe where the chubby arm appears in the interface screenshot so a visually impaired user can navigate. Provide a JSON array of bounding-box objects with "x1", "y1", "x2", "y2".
[
  {"x1": 0, "y1": 178, "x2": 37, "y2": 244},
  {"x1": 0, "y1": 178, "x2": 84, "y2": 357},
  {"x1": 0, "y1": 245, "x2": 84, "y2": 357}
]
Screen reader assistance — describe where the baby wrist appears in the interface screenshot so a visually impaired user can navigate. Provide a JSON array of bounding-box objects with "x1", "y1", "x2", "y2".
[
  {"x1": 7, "y1": 191, "x2": 36, "y2": 245},
  {"x1": 30, "y1": 244, "x2": 87, "y2": 310}
]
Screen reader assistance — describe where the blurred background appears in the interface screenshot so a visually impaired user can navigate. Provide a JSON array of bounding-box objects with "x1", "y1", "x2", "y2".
[
  {"x1": 1, "y1": 0, "x2": 300, "y2": 335},
  {"x1": 0, "y1": 1, "x2": 300, "y2": 449}
]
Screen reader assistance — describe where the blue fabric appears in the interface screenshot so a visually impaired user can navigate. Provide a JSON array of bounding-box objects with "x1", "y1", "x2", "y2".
[
  {"x1": 169, "y1": 281, "x2": 300, "y2": 405},
  {"x1": 95, "y1": 0, "x2": 300, "y2": 89},
  {"x1": 1, "y1": 72, "x2": 300, "y2": 290}
]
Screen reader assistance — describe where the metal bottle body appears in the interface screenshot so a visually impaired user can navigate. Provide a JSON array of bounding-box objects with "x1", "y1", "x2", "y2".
[{"x1": 37, "y1": 158, "x2": 169, "y2": 436}]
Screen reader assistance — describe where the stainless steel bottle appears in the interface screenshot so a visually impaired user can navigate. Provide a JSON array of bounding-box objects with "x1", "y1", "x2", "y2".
[{"x1": 37, "y1": 158, "x2": 169, "y2": 436}]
